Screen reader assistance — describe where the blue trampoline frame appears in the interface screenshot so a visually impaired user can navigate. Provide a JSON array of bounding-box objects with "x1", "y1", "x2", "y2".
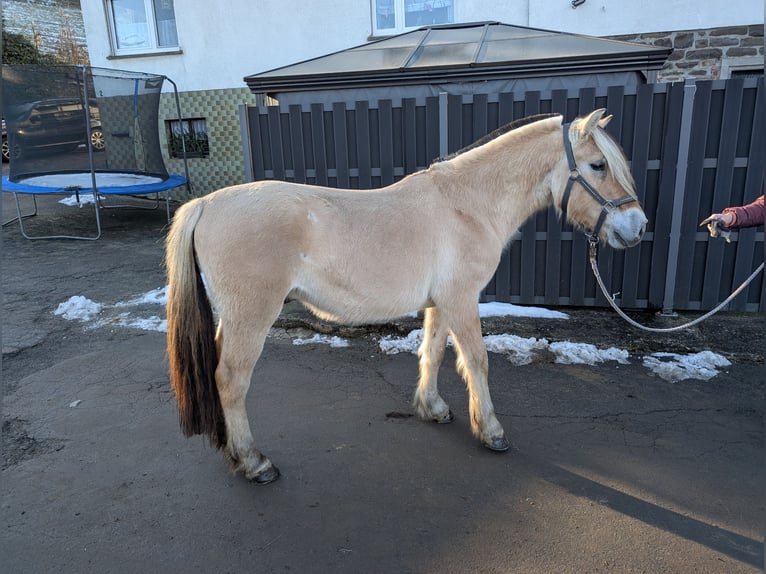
[{"x1": 2, "y1": 173, "x2": 187, "y2": 240}]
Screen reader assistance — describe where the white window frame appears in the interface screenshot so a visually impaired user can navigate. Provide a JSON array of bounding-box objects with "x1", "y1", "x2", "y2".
[
  {"x1": 720, "y1": 55, "x2": 763, "y2": 79},
  {"x1": 105, "y1": 0, "x2": 180, "y2": 57},
  {"x1": 371, "y1": 0, "x2": 455, "y2": 37}
]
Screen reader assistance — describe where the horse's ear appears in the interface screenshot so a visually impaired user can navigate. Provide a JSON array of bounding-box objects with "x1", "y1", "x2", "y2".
[
  {"x1": 571, "y1": 109, "x2": 608, "y2": 140},
  {"x1": 597, "y1": 114, "x2": 613, "y2": 128},
  {"x1": 580, "y1": 109, "x2": 607, "y2": 136}
]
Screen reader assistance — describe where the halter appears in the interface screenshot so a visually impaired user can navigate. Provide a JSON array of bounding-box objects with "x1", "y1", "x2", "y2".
[{"x1": 560, "y1": 122, "x2": 637, "y2": 243}]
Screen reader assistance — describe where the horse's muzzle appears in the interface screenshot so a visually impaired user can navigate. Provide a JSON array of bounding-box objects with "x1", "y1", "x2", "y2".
[{"x1": 605, "y1": 208, "x2": 647, "y2": 249}]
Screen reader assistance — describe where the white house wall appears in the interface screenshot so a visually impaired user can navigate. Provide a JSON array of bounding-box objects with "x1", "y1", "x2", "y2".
[
  {"x1": 80, "y1": 1, "x2": 763, "y2": 93},
  {"x1": 529, "y1": 0, "x2": 763, "y2": 38}
]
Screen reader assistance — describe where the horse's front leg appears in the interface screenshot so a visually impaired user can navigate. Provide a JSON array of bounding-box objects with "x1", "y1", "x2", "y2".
[
  {"x1": 413, "y1": 306, "x2": 453, "y2": 423},
  {"x1": 216, "y1": 322, "x2": 280, "y2": 484},
  {"x1": 449, "y1": 306, "x2": 509, "y2": 452}
]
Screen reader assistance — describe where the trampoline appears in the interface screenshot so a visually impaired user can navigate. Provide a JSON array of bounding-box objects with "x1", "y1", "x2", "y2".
[{"x1": 2, "y1": 65, "x2": 191, "y2": 240}]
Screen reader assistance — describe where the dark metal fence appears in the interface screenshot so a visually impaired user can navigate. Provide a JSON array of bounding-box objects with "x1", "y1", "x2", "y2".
[{"x1": 240, "y1": 77, "x2": 764, "y2": 312}]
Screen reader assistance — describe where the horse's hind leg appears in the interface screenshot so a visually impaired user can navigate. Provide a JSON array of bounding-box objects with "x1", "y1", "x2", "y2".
[
  {"x1": 413, "y1": 306, "x2": 453, "y2": 423},
  {"x1": 448, "y1": 305, "x2": 509, "y2": 452},
  {"x1": 216, "y1": 317, "x2": 280, "y2": 484}
]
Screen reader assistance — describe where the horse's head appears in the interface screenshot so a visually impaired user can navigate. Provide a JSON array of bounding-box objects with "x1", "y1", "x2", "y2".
[{"x1": 553, "y1": 109, "x2": 647, "y2": 248}]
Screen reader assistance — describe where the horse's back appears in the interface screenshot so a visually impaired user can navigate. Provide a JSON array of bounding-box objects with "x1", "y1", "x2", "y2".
[{"x1": 190, "y1": 179, "x2": 448, "y2": 324}]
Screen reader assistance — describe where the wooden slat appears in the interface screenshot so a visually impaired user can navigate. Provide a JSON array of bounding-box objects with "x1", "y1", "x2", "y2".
[
  {"x1": 702, "y1": 80, "x2": 743, "y2": 308},
  {"x1": 499, "y1": 92, "x2": 514, "y2": 125},
  {"x1": 310, "y1": 103, "x2": 328, "y2": 186},
  {"x1": 472, "y1": 94, "x2": 488, "y2": 141},
  {"x1": 447, "y1": 94, "x2": 462, "y2": 154},
  {"x1": 379, "y1": 100, "x2": 394, "y2": 186},
  {"x1": 403, "y1": 98, "x2": 417, "y2": 175},
  {"x1": 355, "y1": 101, "x2": 372, "y2": 189},
  {"x1": 266, "y1": 106, "x2": 285, "y2": 180},
  {"x1": 332, "y1": 102, "x2": 349, "y2": 188},
  {"x1": 248, "y1": 107, "x2": 266, "y2": 181},
  {"x1": 288, "y1": 105, "x2": 306, "y2": 183},
  {"x1": 425, "y1": 96, "x2": 440, "y2": 164}
]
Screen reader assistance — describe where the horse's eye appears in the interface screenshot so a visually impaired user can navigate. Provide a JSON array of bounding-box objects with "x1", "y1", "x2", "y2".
[{"x1": 590, "y1": 160, "x2": 606, "y2": 172}]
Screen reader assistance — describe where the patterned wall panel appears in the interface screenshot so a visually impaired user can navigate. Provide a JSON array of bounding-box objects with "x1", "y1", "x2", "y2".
[{"x1": 159, "y1": 87, "x2": 257, "y2": 198}]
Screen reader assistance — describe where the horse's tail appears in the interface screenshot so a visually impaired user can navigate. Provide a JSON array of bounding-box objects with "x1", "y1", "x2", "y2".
[{"x1": 165, "y1": 200, "x2": 226, "y2": 448}]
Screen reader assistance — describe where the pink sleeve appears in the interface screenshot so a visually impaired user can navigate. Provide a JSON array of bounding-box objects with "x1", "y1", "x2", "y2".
[{"x1": 723, "y1": 195, "x2": 764, "y2": 228}]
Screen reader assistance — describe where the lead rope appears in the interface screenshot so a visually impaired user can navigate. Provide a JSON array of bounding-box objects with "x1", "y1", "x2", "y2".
[{"x1": 588, "y1": 241, "x2": 765, "y2": 333}]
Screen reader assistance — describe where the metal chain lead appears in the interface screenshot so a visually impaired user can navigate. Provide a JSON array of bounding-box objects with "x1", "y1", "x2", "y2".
[{"x1": 588, "y1": 241, "x2": 764, "y2": 333}]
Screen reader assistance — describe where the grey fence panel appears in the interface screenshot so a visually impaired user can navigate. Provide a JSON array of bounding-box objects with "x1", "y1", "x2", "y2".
[
  {"x1": 242, "y1": 78, "x2": 764, "y2": 312},
  {"x1": 733, "y1": 80, "x2": 766, "y2": 311},
  {"x1": 667, "y1": 79, "x2": 764, "y2": 311}
]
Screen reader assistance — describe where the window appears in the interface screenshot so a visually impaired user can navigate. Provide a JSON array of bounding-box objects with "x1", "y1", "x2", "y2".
[
  {"x1": 721, "y1": 55, "x2": 763, "y2": 79},
  {"x1": 107, "y1": 0, "x2": 179, "y2": 55},
  {"x1": 167, "y1": 118, "x2": 208, "y2": 158},
  {"x1": 372, "y1": 0, "x2": 454, "y2": 36}
]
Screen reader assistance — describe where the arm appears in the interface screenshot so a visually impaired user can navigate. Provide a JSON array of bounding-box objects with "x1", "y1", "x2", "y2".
[{"x1": 722, "y1": 194, "x2": 764, "y2": 228}]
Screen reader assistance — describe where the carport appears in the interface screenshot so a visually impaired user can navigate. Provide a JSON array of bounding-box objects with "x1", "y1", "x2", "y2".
[{"x1": 244, "y1": 21, "x2": 670, "y2": 104}]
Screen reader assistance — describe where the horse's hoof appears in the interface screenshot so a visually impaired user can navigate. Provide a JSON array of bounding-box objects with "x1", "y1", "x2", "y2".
[
  {"x1": 251, "y1": 464, "x2": 281, "y2": 485},
  {"x1": 434, "y1": 410, "x2": 454, "y2": 424},
  {"x1": 483, "y1": 436, "x2": 510, "y2": 452}
]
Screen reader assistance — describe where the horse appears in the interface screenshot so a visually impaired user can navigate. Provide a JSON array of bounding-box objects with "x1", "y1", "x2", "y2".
[{"x1": 165, "y1": 109, "x2": 647, "y2": 484}]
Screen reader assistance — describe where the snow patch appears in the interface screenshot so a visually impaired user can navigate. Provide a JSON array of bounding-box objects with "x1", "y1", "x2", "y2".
[
  {"x1": 379, "y1": 329, "x2": 425, "y2": 355},
  {"x1": 53, "y1": 296, "x2": 102, "y2": 321},
  {"x1": 483, "y1": 334, "x2": 549, "y2": 366},
  {"x1": 479, "y1": 301, "x2": 568, "y2": 320},
  {"x1": 549, "y1": 342, "x2": 630, "y2": 365},
  {"x1": 292, "y1": 334, "x2": 350, "y2": 348},
  {"x1": 58, "y1": 193, "x2": 100, "y2": 206},
  {"x1": 642, "y1": 351, "x2": 731, "y2": 383}
]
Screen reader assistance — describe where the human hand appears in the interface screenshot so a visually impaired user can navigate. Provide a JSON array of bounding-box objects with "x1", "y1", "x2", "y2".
[
  {"x1": 699, "y1": 212, "x2": 734, "y2": 241},
  {"x1": 700, "y1": 212, "x2": 735, "y2": 228}
]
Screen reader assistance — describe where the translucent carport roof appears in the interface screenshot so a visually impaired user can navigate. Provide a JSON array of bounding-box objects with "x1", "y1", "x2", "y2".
[{"x1": 244, "y1": 22, "x2": 670, "y2": 94}]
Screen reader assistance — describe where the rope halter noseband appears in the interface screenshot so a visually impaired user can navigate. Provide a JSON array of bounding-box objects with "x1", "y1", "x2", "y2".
[{"x1": 560, "y1": 122, "x2": 637, "y2": 244}]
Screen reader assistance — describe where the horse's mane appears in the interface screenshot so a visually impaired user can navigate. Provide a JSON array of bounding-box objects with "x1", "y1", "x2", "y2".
[
  {"x1": 587, "y1": 126, "x2": 635, "y2": 196},
  {"x1": 431, "y1": 110, "x2": 636, "y2": 198},
  {"x1": 431, "y1": 113, "x2": 561, "y2": 164}
]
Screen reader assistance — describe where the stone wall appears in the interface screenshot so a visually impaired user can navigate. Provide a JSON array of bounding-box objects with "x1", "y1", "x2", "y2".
[{"x1": 611, "y1": 24, "x2": 764, "y2": 82}]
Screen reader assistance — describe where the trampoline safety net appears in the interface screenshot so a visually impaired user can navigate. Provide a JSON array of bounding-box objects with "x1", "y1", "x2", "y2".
[{"x1": 2, "y1": 65, "x2": 169, "y2": 184}]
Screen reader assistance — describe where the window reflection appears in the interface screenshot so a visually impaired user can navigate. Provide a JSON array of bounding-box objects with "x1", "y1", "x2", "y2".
[
  {"x1": 376, "y1": 0, "x2": 396, "y2": 30},
  {"x1": 153, "y1": 0, "x2": 178, "y2": 47},
  {"x1": 404, "y1": 0, "x2": 453, "y2": 28},
  {"x1": 113, "y1": 0, "x2": 149, "y2": 49},
  {"x1": 374, "y1": 0, "x2": 454, "y2": 35}
]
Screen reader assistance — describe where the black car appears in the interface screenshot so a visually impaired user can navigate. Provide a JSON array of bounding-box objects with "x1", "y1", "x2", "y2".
[{"x1": 2, "y1": 98, "x2": 104, "y2": 162}]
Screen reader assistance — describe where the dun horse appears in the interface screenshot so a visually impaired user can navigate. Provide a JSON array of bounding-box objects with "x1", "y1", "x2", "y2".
[{"x1": 165, "y1": 109, "x2": 646, "y2": 484}]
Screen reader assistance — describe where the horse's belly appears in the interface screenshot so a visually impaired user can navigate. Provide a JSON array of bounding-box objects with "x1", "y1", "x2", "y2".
[{"x1": 292, "y1": 264, "x2": 431, "y2": 325}]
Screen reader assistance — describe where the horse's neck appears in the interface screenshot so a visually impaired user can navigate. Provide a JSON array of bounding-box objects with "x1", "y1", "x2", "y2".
[{"x1": 430, "y1": 124, "x2": 561, "y2": 242}]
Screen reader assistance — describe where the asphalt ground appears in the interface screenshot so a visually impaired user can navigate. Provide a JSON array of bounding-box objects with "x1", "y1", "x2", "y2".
[{"x1": 1, "y1": 188, "x2": 764, "y2": 573}]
